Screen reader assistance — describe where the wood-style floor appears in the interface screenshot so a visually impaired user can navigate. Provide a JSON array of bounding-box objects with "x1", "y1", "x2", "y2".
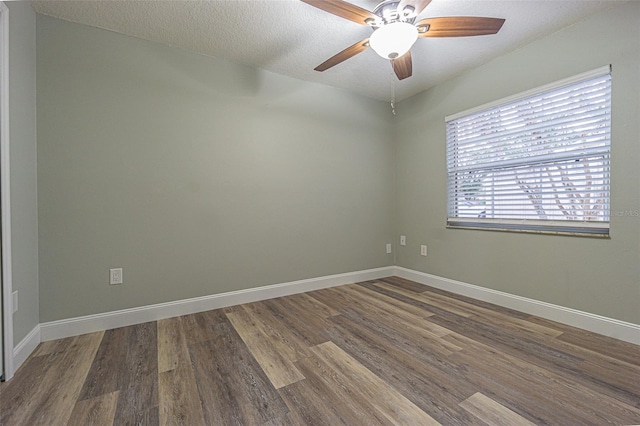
[{"x1": 1, "y1": 276, "x2": 639, "y2": 425}]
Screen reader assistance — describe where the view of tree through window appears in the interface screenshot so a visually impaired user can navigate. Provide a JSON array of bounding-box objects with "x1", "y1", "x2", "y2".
[{"x1": 446, "y1": 68, "x2": 611, "y2": 235}]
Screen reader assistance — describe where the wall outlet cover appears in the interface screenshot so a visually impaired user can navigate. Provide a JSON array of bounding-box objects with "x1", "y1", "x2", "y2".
[{"x1": 110, "y1": 268, "x2": 123, "y2": 285}]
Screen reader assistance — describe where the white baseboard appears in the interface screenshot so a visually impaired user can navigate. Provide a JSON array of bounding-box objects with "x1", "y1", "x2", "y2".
[
  {"x1": 394, "y1": 267, "x2": 640, "y2": 346},
  {"x1": 13, "y1": 324, "x2": 41, "y2": 372},
  {"x1": 40, "y1": 266, "x2": 394, "y2": 342}
]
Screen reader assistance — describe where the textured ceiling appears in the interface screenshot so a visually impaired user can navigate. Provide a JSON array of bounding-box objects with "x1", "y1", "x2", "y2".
[{"x1": 31, "y1": 0, "x2": 622, "y2": 102}]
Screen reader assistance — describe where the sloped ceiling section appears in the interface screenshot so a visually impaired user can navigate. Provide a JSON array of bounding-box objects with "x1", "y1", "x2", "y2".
[{"x1": 31, "y1": 0, "x2": 621, "y2": 101}]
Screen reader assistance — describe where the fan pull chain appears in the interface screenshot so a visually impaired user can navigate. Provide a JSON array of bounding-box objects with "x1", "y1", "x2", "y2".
[{"x1": 390, "y1": 67, "x2": 396, "y2": 115}]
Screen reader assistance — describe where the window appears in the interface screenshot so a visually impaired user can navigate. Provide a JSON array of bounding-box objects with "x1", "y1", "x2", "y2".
[{"x1": 446, "y1": 66, "x2": 611, "y2": 237}]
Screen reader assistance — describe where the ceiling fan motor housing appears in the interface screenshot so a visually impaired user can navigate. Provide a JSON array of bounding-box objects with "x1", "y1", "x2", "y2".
[{"x1": 370, "y1": 0, "x2": 417, "y2": 27}]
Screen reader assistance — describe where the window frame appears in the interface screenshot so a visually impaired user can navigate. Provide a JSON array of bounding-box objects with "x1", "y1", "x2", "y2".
[{"x1": 445, "y1": 66, "x2": 612, "y2": 238}]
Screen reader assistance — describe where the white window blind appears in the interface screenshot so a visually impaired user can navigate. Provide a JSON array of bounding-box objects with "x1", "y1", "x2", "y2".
[{"x1": 446, "y1": 67, "x2": 611, "y2": 236}]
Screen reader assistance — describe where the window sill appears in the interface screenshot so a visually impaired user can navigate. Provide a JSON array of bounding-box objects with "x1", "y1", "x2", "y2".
[{"x1": 447, "y1": 219, "x2": 610, "y2": 238}]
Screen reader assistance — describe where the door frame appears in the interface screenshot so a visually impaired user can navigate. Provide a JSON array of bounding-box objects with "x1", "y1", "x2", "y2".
[{"x1": 0, "y1": 1, "x2": 14, "y2": 381}]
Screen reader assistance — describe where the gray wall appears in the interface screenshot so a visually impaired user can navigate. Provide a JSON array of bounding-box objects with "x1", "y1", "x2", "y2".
[
  {"x1": 394, "y1": 2, "x2": 640, "y2": 324},
  {"x1": 36, "y1": 15, "x2": 395, "y2": 322},
  {"x1": 7, "y1": 2, "x2": 39, "y2": 346}
]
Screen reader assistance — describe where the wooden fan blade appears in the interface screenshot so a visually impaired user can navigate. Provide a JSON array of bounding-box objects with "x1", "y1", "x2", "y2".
[
  {"x1": 315, "y1": 38, "x2": 370, "y2": 72},
  {"x1": 300, "y1": 0, "x2": 377, "y2": 26},
  {"x1": 392, "y1": 51, "x2": 412, "y2": 80},
  {"x1": 417, "y1": 17, "x2": 505, "y2": 38},
  {"x1": 398, "y1": 0, "x2": 433, "y2": 17}
]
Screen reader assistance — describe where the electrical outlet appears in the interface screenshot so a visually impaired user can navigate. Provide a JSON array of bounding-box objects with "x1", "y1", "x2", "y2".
[
  {"x1": 421, "y1": 245, "x2": 427, "y2": 256},
  {"x1": 110, "y1": 268, "x2": 123, "y2": 285},
  {"x1": 400, "y1": 235, "x2": 406, "y2": 246},
  {"x1": 12, "y1": 291, "x2": 17, "y2": 313},
  {"x1": 386, "y1": 243, "x2": 392, "y2": 254}
]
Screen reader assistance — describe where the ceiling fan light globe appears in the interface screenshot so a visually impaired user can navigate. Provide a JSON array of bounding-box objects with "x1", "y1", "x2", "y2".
[{"x1": 369, "y1": 22, "x2": 418, "y2": 60}]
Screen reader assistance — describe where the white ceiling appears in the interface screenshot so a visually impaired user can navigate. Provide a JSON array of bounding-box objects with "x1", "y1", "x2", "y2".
[{"x1": 31, "y1": 0, "x2": 622, "y2": 102}]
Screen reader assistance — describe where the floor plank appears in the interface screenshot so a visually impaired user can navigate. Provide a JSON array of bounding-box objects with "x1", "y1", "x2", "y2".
[
  {"x1": 157, "y1": 317, "x2": 206, "y2": 426},
  {"x1": 380, "y1": 276, "x2": 532, "y2": 319},
  {"x1": 157, "y1": 317, "x2": 190, "y2": 374},
  {"x1": 310, "y1": 341, "x2": 441, "y2": 425},
  {"x1": 226, "y1": 307, "x2": 306, "y2": 389},
  {"x1": 0, "y1": 352, "x2": 60, "y2": 425},
  {"x1": 189, "y1": 317, "x2": 289, "y2": 424},
  {"x1": 269, "y1": 292, "x2": 340, "y2": 319},
  {"x1": 322, "y1": 317, "x2": 482, "y2": 424},
  {"x1": 278, "y1": 374, "x2": 366, "y2": 426},
  {"x1": 260, "y1": 297, "x2": 332, "y2": 348},
  {"x1": 67, "y1": 391, "x2": 119, "y2": 426},
  {"x1": 78, "y1": 328, "x2": 128, "y2": 400},
  {"x1": 8, "y1": 332, "x2": 104, "y2": 426},
  {"x1": 376, "y1": 276, "x2": 430, "y2": 292},
  {"x1": 370, "y1": 281, "x2": 476, "y2": 318},
  {"x1": 286, "y1": 355, "x2": 395, "y2": 425},
  {"x1": 180, "y1": 310, "x2": 226, "y2": 346},
  {"x1": 113, "y1": 322, "x2": 159, "y2": 426},
  {"x1": 312, "y1": 285, "x2": 437, "y2": 332},
  {"x1": 460, "y1": 392, "x2": 537, "y2": 426},
  {"x1": 158, "y1": 368, "x2": 206, "y2": 426},
  {"x1": 444, "y1": 332, "x2": 640, "y2": 424},
  {"x1": 342, "y1": 283, "x2": 436, "y2": 318}
]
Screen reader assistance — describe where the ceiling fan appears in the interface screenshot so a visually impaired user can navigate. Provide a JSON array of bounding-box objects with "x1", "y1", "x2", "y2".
[{"x1": 300, "y1": 0, "x2": 505, "y2": 80}]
